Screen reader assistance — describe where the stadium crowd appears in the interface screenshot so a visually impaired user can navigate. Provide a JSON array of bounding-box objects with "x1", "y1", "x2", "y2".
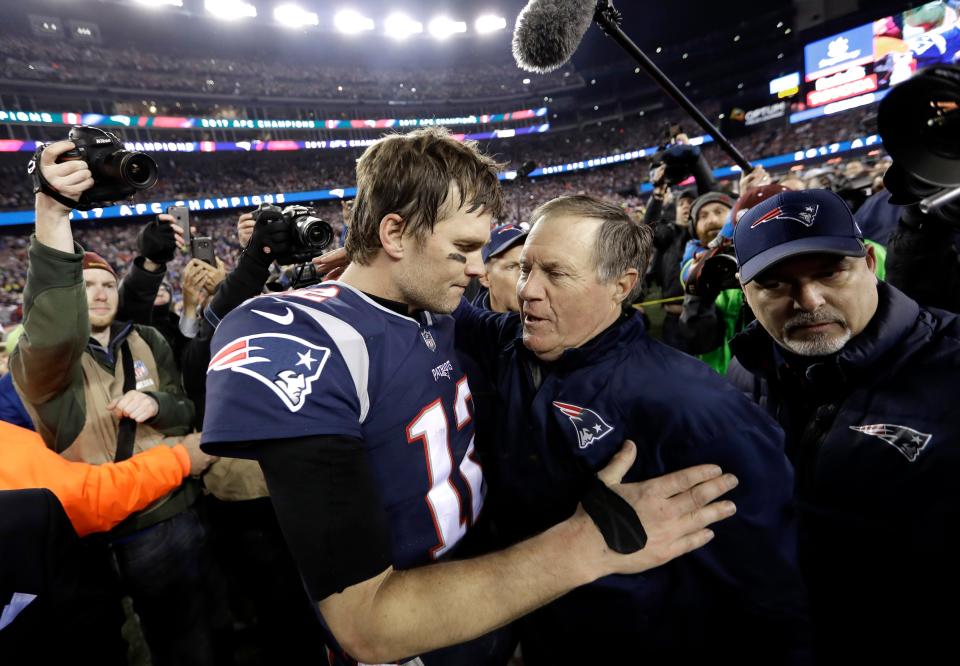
[
  {"x1": 0, "y1": 34, "x2": 582, "y2": 101},
  {"x1": 0, "y1": 143, "x2": 888, "y2": 328},
  {"x1": 0, "y1": 103, "x2": 876, "y2": 212}
]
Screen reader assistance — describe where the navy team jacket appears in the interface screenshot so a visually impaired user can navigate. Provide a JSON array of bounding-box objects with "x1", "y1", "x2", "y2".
[
  {"x1": 729, "y1": 282, "x2": 960, "y2": 662},
  {"x1": 454, "y1": 301, "x2": 811, "y2": 664}
]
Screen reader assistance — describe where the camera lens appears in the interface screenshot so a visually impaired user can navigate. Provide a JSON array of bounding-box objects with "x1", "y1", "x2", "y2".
[
  {"x1": 296, "y1": 216, "x2": 333, "y2": 250},
  {"x1": 119, "y1": 152, "x2": 159, "y2": 189},
  {"x1": 879, "y1": 66, "x2": 960, "y2": 187}
]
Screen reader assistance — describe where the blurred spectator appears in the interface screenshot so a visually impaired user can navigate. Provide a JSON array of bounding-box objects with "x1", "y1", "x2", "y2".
[
  {"x1": 645, "y1": 183, "x2": 696, "y2": 351},
  {"x1": 473, "y1": 223, "x2": 527, "y2": 313}
]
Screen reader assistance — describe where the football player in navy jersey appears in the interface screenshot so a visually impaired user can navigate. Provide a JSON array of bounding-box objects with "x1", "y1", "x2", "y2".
[{"x1": 202, "y1": 127, "x2": 739, "y2": 665}]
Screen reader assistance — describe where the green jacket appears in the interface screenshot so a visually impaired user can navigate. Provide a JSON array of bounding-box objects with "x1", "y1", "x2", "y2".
[
  {"x1": 695, "y1": 288, "x2": 744, "y2": 375},
  {"x1": 11, "y1": 237, "x2": 196, "y2": 530}
]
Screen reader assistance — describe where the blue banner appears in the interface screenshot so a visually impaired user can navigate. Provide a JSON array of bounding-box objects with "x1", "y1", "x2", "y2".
[{"x1": 0, "y1": 134, "x2": 884, "y2": 226}]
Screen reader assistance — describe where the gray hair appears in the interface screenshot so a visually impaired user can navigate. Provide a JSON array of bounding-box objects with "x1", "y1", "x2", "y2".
[{"x1": 528, "y1": 195, "x2": 653, "y2": 306}]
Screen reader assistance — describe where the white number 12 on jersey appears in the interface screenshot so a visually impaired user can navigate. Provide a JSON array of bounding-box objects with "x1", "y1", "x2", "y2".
[{"x1": 406, "y1": 378, "x2": 485, "y2": 558}]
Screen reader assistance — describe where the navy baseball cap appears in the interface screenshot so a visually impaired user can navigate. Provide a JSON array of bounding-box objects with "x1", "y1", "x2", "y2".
[
  {"x1": 734, "y1": 189, "x2": 866, "y2": 284},
  {"x1": 483, "y1": 224, "x2": 527, "y2": 263}
]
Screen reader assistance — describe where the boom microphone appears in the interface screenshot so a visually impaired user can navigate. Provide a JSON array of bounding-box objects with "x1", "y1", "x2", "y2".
[
  {"x1": 512, "y1": 0, "x2": 753, "y2": 172},
  {"x1": 512, "y1": 0, "x2": 597, "y2": 73}
]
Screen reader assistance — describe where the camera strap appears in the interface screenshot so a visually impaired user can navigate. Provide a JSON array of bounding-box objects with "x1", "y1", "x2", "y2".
[
  {"x1": 27, "y1": 145, "x2": 95, "y2": 212},
  {"x1": 114, "y1": 339, "x2": 138, "y2": 463}
]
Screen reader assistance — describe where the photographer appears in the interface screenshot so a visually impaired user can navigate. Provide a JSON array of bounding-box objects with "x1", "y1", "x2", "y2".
[
  {"x1": 180, "y1": 207, "x2": 327, "y2": 663},
  {"x1": 115, "y1": 213, "x2": 190, "y2": 364},
  {"x1": 11, "y1": 140, "x2": 219, "y2": 665},
  {"x1": 650, "y1": 125, "x2": 718, "y2": 195},
  {"x1": 644, "y1": 166, "x2": 695, "y2": 351},
  {"x1": 677, "y1": 190, "x2": 739, "y2": 373},
  {"x1": 876, "y1": 63, "x2": 960, "y2": 313},
  {"x1": 180, "y1": 209, "x2": 293, "y2": 422}
]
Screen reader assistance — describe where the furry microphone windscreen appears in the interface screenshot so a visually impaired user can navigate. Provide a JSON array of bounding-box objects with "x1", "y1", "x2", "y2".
[{"x1": 512, "y1": 0, "x2": 598, "y2": 73}]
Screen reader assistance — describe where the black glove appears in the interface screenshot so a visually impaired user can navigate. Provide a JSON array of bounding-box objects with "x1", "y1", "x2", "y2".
[
  {"x1": 243, "y1": 205, "x2": 294, "y2": 267},
  {"x1": 138, "y1": 218, "x2": 177, "y2": 265}
]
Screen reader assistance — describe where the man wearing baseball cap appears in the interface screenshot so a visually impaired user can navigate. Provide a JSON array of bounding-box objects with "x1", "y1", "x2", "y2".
[
  {"x1": 729, "y1": 189, "x2": 960, "y2": 663},
  {"x1": 10, "y1": 140, "x2": 217, "y2": 664},
  {"x1": 472, "y1": 222, "x2": 527, "y2": 313}
]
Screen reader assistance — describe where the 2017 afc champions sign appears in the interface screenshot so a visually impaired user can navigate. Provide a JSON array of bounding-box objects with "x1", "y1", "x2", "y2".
[{"x1": 66, "y1": 193, "x2": 289, "y2": 221}]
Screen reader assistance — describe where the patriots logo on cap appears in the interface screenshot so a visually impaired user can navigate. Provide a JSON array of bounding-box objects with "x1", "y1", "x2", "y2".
[
  {"x1": 208, "y1": 333, "x2": 331, "y2": 412},
  {"x1": 553, "y1": 401, "x2": 614, "y2": 450},
  {"x1": 750, "y1": 203, "x2": 820, "y2": 229},
  {"x1": 850, "y1": 423, "x2": 933, "y2": 462}
]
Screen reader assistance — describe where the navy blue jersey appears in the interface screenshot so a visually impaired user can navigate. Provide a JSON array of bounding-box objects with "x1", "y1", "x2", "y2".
[{"x1": 202, "y1": 282, "x2": 485, "y2": 570}]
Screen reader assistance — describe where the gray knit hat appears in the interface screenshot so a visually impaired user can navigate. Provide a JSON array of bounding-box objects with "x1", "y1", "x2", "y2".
[{"x1": 689, "y1": 191, "x2": 734, "y2": 239}]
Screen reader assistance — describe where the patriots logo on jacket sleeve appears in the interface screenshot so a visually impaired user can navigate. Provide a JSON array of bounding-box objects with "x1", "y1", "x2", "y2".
[
  {"x1": 849, "y1": 423, "x2": 933, "y2": 462},
  {"x1": 750, "y1": 203, "x2": 820, "y2": 229},
  {"x1": 208, "y1": 333, "x2": 331, "y2": 412},
  {"x1": 553, "y1": 401, "x2": 614, "y2": 449}
]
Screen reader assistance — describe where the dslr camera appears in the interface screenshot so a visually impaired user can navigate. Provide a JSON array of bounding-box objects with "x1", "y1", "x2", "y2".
[
  {"x1": 684, "y1": 234, "x2": 739, "y2": 302},
  {"x1": 29, "y1": 125, "x2": 158, "y2": 211},
  {"x1": 251, "y1": 203, "x2": 334, "y2": 265}
]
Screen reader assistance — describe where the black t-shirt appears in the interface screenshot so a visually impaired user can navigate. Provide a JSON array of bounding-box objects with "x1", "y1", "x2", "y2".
[{"x1": 236, "y1": 434, "x2": 393, "y2": 601}]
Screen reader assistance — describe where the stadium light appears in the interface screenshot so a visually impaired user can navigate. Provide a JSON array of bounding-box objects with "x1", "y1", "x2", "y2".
[
  {"x1": 385, "y1": 13, "x2": 422, "y2": 40},
  {"x1": 204, "y1": 0, "x2": 256, "y2": 20},
  {"x1": 274, "y1": 4, "x2": 319, "y2": 28},
  {"x1": 475, "y1": 14, "x2": 506, "y2": 33},
  {"x1": 334, "y1": 9, "x2": 374, "y2": 34},
  {"x1": 134, "y1": 0, "x2": 183, "y2": 8},
  {"x1": 428, "y1": 16, "x2": 467, "y2": 40}
]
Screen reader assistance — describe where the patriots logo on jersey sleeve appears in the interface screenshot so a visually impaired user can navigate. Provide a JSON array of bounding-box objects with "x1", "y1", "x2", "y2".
[
  {"x1": 553, "y1": 401, "x2": 614, "y2": 449},
  {"x1": 750, "y1": 203, "x2": 820, "y2": 229},
  {"x1": 208, "y1": 333, "x2": 331, "y2": 412},
  {"x1": 850, "y1": 423, "x2": 933, "y2": 462}
]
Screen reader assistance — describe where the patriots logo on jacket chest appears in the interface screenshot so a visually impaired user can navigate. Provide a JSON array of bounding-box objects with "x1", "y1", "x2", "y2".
[
  {"x1": 849, "y1": 423, "x2": 933, "y2": 462},
  {"x1": 553, "y1": 401, "x2": 614, "y2": 449}
]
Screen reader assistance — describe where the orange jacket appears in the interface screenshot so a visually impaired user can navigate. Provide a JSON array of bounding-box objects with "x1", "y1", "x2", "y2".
[{"x1": 0, "y1": 421, "x2": 189, "y2": 536}]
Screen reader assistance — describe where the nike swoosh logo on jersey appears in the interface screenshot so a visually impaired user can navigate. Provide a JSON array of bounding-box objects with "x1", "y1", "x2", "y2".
[{"x1": 251, "y1": 307, "x2": 295, "y2": 326}]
